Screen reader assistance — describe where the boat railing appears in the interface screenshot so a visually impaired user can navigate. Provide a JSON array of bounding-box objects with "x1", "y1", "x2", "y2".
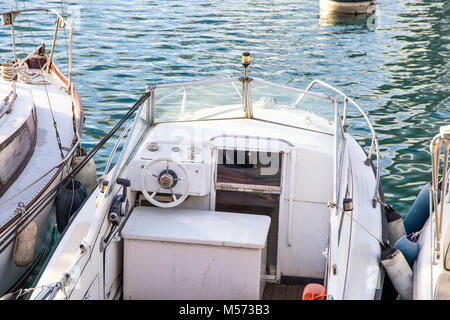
[
  {"x1": 0, "y1": 8, "x2": 74, "y2": 91},
  {"x1": 103, "y1": 120, "x2": 135, "y2": 176},
  {"x1": 295, "y1": 79, "x2": 381, "y2": 207},
  {"x1": 429, "y1": 127, "x2": 450, "y2": 260}
]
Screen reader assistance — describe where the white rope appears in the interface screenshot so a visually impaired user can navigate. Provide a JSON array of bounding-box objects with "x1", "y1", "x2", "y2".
[
  {"x1": 328, "y1": 201, "x2": 384, "y2": 245},
  {"x1": 6, "y1": 283, "x2": 49, "y2": 299},
  {"x1": 1, "y1": 61, "x2": 16, "y2": 81},
  {"x1": 342, "y1": 209, "x2": 383, "y2": 245}
]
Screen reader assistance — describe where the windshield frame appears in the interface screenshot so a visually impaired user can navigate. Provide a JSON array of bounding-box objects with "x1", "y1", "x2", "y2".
[{"x1": 149, "y1": 77, "x2": 336, "y2": 130}]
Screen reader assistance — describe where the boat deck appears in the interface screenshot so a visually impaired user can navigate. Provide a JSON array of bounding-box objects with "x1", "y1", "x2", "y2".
[
  {"x1": 0, "y1": 70, "x2": 75, "y2": 227},
  {"x1": 262, "y1": 283, "x2": 305, "y2": 300}
]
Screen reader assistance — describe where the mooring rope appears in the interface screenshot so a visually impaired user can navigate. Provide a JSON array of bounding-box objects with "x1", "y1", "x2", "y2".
[{"x1": 328, "y1": 201, "x2": 384, "y2": 245}]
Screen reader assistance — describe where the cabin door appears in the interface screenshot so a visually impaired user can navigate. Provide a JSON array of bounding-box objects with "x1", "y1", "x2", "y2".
[{"x1": 212, "y1": 149, "x2": 283, "y2": 279}]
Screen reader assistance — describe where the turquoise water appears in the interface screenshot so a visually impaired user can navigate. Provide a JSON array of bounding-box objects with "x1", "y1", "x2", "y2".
[{"x1": 1, "y1": 0, "x2": 449, "y2": 215}]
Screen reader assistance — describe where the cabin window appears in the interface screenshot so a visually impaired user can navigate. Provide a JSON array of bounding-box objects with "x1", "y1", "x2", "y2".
[
  {"x1": 217, "y1": 149, "x2": 282, "y2": 186},
  {"x1": 215, "y1": 149, "x2": 282, "y2": 276},
  {"x1": 0, "y1": 125, "x2": 32, "y2": 184}
]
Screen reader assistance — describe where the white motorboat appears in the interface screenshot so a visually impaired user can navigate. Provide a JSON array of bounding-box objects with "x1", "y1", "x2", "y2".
[
  {"x1": 0, "y1": 9, "x2": 83, "y2": 296},
  {"x1": 28, "y1": 53, "x2": 388, "y2": 300},
  {"x1": 319, "y1": 0, "x2": 376, "y2": 16}
]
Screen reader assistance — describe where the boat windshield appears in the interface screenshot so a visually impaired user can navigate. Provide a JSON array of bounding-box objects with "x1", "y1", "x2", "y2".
[
  {"x1": 251, "y1": 79, "x2": 334, "y2": 133},
  {"x1": 153, "y1": 78, "x2": 244, "y2": 122},
  {"x1": 151, "y1": 77, "x2": 335, "y2": 134}
]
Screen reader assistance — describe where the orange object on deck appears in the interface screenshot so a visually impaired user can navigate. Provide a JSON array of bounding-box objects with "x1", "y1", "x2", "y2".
[{"x1": 302, "y1": 283, "x2": 327, "y2": 300}]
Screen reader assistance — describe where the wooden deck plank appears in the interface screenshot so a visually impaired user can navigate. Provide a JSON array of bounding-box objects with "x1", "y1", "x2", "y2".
[
  {"x1": 285, "y1": 284, "x2": 304, "y2": 300},
  {"x1": 262, "y1": 283, "x2": 305, "y2": 300},
  {"x1": 262, "y1": 282, "x2": 275, "y2": 299}
]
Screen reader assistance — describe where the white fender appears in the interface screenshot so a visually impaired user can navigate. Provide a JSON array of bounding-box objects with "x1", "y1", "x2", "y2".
[
  {"x1": 13, "y1": 221, "x2": 37, "y2": 267},
  {"x1": 387, "y1": 219, "x2": 406, "y2": 245},
  {"x1": 72, "y1": 156, "x2": 98, "y2": 194},
  {"x1": 381, "y1": 246, "x2": 413, "y2": 300}
]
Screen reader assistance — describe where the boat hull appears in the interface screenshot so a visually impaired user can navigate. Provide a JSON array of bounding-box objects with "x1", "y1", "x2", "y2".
[
  {"x1": 319, "y1": 0, "x2": 376, "y2": 15},
  {"x1": 413, "y1": 204, "x2": 449, "y2": 299},
  {"x1": 0, "y1": 168, "x2": 66, "y2": 295}
]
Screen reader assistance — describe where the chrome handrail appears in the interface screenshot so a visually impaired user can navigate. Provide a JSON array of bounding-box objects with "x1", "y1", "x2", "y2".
[
  {"x1": 103, "y1": 119, "x2": 135, "y2": 176},
  {"x1": 430, "y1": 127, "x2": 450, "y2": 259},
  {"x1": 296, "y1": 79, "x2": 381, "y2": 207},
  {"x1": 252, "y1": 78, "x2": 332, "y2": 100}
]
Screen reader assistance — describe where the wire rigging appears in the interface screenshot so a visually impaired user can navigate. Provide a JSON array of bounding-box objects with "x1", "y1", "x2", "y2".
[{"x1": 18, "y1": 1, "x2": 66, "y2": 158}]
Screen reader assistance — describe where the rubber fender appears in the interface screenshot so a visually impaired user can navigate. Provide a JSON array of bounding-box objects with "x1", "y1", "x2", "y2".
[
  {"x1": 55, "y1": 179, "x2": 88, "y2": 233},
  {"x1": 13, "y1": 221, "x2": 37, "y2": 267},
  {"x1": 0, "y1": 292, "x2": 20, "y2": 300},
  {"x1": 71, "y1": 155, "x2": 97, "y2": 194},
  {"x1": 393, "y1": 234, "x2": 420, "y2": 267},
  {"x1": 385, "y1": 204, "x2": 406, "y2": 245},
  {"x1": 404, "y1": 182, "x2": 441, "y2": 234},
  {"x1": 380, "y1": 243, "x2": 413, "y2": 300}
]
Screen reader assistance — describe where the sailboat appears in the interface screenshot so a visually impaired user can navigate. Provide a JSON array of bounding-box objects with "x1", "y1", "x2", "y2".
[
  {"x1": 0, "y1": 8, "x2": 83, "y2": 296},
  {"x1": 28, "y1": 53, "x2": 387, "y2": 300}
]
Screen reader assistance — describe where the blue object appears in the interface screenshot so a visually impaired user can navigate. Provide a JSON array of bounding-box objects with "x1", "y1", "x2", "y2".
[
  {"x1": 55, "y1": 179, "x2": 88, "y2": 233},
  {"x1": 403, "y1": 182, "x2": 440, "y2": 234},
  {"x1": 394, "y1": 234, "x2": 420, "y2": 266}
]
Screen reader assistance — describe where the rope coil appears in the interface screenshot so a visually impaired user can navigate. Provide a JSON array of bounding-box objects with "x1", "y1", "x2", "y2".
[
  {"x1": 1, "y1": 61, "x2": 17, "y2": 81},
  {"x1": 1, "y1": 59, "x2": 42, "y2": 84}
]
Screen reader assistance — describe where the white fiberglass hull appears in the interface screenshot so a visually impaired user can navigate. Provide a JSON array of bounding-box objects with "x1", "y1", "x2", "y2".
[{"x1": 413, "y1": 204, "x2": 449, "y2": 300}]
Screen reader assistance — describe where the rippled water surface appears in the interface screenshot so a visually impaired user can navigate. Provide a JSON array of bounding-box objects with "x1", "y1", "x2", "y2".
[{"x1": 1, "y1": 0, "x2": 449, "y2": 215}]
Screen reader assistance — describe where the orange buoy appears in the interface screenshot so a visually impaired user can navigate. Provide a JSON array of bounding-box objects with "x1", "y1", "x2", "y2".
[{"x1": 302, "y1": 283, "x2": 327, "y2": 300}]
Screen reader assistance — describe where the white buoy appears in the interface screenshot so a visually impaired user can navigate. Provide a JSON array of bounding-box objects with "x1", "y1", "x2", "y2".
[
  {"x1": 13, "y1": 221, "x2": 37, "y2": 267},
  {"x1": 71, "y1": 155, "x2": 97, "y2": 194},
  {"x1": 380, "y1": 245, "x2": 413, "y2": 300}
]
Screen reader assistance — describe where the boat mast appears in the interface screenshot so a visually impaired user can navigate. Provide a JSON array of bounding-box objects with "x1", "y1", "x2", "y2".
[{"x1": 1, "y1": 12, "x2": 18, "y2": 61}]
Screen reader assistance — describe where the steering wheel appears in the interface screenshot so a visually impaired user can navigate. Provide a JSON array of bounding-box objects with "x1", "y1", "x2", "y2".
[{"x1": 141, "y1": 158, "x2": 190, "y2": 208}]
